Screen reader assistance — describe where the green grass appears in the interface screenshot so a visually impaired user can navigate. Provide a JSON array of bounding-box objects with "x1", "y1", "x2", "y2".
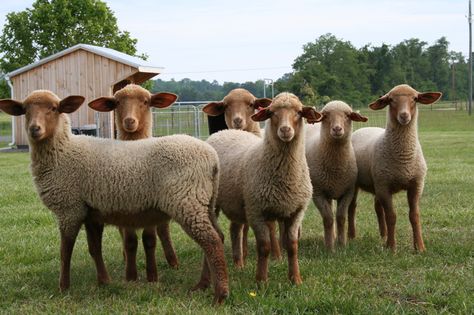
[{"x1": 0, "y1": 110, "x2": 473, "y2": 314}]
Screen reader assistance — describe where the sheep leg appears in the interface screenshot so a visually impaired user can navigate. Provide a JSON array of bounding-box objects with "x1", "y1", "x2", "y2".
[
  {"x1": 347, "y1": 188, "x2": 358, "y2": 239},
  {"x1": 279, "y1": 221, "x2": 287, "y2": 251},
  {"x1": 374, "y1": 197, "x2": 387, "y2": 240},
  {"x1": 284, "y1": 211, "x2": 305, "y2": 285},
  {"x1": 122, "y1": 227, "x2": 138, "y2": 281},
  {"x1": 267, "y1": 221, "x2": 282, "y2": 260},
  {"x1": 142, "y1": 227, "x2": 158, "y2": 282},
  {"x1": 180, "y1": 212, "x2": 228, "y2": 304},
  {"x1": 313, "y1": 195, "x2": 335, "y2": 251},
  {"x1": 407, "y1": 182, "x2": 426, "y2": 252},
  {"x1": 251, "y1": 218, "x2": 271, "y2": 283},
  {"x1": 336, "y1": 191, "x2": 354, "y2": 247},
  {"x1": 84, "y1": 219, "x2": 110, "y2": 285},
  {"x1": 377, "y1": 192, "x2": 397, "y2": 251},
  {"x1": 59, "y1": 223, "x2": 81, "y2": 291},
  {"x1": 230, "y1": 222, "x2": 245, "y2": 268},
  {"x1": 156, "y1": 221, "x2": 179, "y2": 269},
  {"x1": 242, "y1": 224, "x2": 249, "y2": 262}
]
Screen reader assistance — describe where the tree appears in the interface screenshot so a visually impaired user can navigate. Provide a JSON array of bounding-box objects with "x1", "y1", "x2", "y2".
[{"x1": 0, "y1": 0, "x2": 144, "y2": 97}]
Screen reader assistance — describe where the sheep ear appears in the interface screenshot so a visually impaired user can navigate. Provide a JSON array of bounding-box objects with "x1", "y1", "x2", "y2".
[
  {"x1": 203, "y1": 101, "x2": 225, "y2": 116},
  {"x1": 0, "y1": 99, "x2": 25, "y2": 116},
  {"x1": 302, "y1": 106, "x2": 322, "y2": 124},
  {"x1": 369, "y1": 95, "x2": 390, "y2": 110},
  {"x1": 416, "y1": 92, "x2": 442, "y2": 105},
  {"x1": 349, "y1": 112, "x2": 368, "y2": 122},
  {"x1": 253, "y1": 98, "x2": 272, "y2": 109},
  {"x1": 88, "y1": 97, "x2": 116, "y2": 112},
  {"x1": 151, "y1": 92, "x2": 177, "y2": 108},
  {"x1": 251, "y1": 108, "x2": 273, "y2": 121},
  {"x1": 59, "y1": 96, "x2": 85, "y2": 113}
]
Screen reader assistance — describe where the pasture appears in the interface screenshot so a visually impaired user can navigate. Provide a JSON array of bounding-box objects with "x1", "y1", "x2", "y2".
[{"x1": 0, "y1": 108, "x2": 473, "y2": 314}]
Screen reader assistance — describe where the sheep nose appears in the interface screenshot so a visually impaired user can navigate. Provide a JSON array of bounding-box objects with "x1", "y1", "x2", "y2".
[
  {"x1": 233, "y1": 117, "x2": 243, "y2": 128},
  {"x1": 400, "y1": 112, "x2": 409, "y2": 120},
  {"x1": 280, "y1": 126, "x2": 291, "y2": 134},
  {"x1": 124, "y1": 117, "x2": 137, "y2": 128},
  {"x1": 332, "y1": 126, "x2": 342, "y2": 133},
  {"x1": 29, "y1": 125, "x2": 42, "y2": 138}
]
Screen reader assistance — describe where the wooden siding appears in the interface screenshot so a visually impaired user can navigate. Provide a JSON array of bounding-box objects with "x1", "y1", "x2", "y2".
[{"x1": 11, "y1": 49, "x2": 137, "y2": 146}]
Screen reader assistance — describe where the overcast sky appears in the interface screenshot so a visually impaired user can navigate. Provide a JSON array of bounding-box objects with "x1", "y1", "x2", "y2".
[{"x1": 0, "y1": 0, "x2": 470, "y2": 83}]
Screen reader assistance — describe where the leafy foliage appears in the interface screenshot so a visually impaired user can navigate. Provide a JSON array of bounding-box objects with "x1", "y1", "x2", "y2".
[{"x1": 0, "y1": 0, "x2": 144, "y2": 98}]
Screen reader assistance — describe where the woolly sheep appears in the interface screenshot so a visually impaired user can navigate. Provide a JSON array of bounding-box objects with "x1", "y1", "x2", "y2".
[
  {"x1": 349, "y1": 84, "x2": 442, "y2": 251},
  {"x1": 305, "y1": 101, "x2": 367, "y2": 250},
  {"x1": 0, "y1": 90, "x2": 229, "y2": 304},
  {"x1": 207, "y1": 92, "x2": 321, "y2": 284},
  {"x1": 89, "y1": 84, "x2": 179, "y2": 282},
  {"x1": 203, "y1": 89, "x2": 282, "y2": 264}
]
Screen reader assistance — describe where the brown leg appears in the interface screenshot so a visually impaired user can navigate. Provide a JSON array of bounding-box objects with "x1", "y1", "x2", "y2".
[
  {"x1": 374, "y1": 197, "x2": 387, "y2": 240},
  {"x1": 59, "y1": 224, "x2": 81, "y2": 291},
  {"x1": 313, "y1": 195, "x2": 335, "y2": 251},
  {"x1": 142, "y1": 227, "x2": 158, "y2": 282},
  {"x1": 377, "y1": 192, "x2": 396, "y2": 251},
  {"x1": 251, "y1": 220, "x2": 271, "y2": 283},
  {"x1": 348, "y1": 188, "x2": 358, "y2": 239},
  {"x1": 267, "y1": 221, "x2": 282, "y2": 260},
  {"x1": 335, "y1": 191, "x2": 355, "y2": 247},
  {"x1": 84, "y1": 219, "x2": 110, "y2": 285},
  {"x1": 284, "y1": 212, "x2": 304, "y2": 285},
  {"x1": 242, "y1": 224, "x2": 249, "y2": 262},
  {"x1": 180, "y1": 211, "x2": 228, "y2": 304},
  {"x1": 122, "y1": 227, "x2": 138, "y2": 281},
  {"x1": 407, "y1": 183, "x2": 426, "y2": 252},
  {"x1": 156, "y1": 221, "x2": 179, "y2": 269},
  {"x1": 230, "y1": 222, "x2": 244, "y2": 268}
]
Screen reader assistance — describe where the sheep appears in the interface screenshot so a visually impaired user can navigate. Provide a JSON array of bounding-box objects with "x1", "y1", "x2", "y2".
[
  {"x1": 348, "y1": 84, "x2": 442, "y2": 252},
  {"x1": 305, "y1": 101, "x2": 368, "y2": 250},
  {"x1": 0, "y1": 90, "x2": 229, "y2": 304},
  {"x1": 88, "y1": 84, "x2": 179, "y2": 282},
  {"x1": 206, "y1": 92, "x2": 321, "y2": 284},
  {"x1": 203, "y1": 89, "x2": 282, "y2": 264}
]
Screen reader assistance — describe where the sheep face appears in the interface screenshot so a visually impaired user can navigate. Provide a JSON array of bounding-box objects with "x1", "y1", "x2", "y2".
[
  {"x1": 203, "y1": 88, "x2": 272, "y2": 130},
  {"x1": 88, "y1": 84, "x2": 177, "y2": 134},
  {"x1": 321, "y1": 101, "x2": 368, "y2": 140},
  {"x1": 369, "y1": 84, "x2": 442, "y2": 126},
  {"x1": 252, "y1": 92, "x2": 321, "y2": 142},
  {"x1": 0, "y1": 90, "x2": 84, "y2": 142}
]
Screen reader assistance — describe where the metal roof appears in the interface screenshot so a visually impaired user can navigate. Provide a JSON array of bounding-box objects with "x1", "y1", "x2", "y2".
[{"x1": 6, "y1": 43, "x2": 164, "y2": 79}]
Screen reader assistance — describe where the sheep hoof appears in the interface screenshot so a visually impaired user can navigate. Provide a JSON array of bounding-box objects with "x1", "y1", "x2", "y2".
[
  {"x1": 291, "y1": 275, "x2": 303, "y2": 285},
  {"x1": 213, "y1": 289, "x2": 229, "y2": 305},
  {"x1": 191, "y1": 280, "x2": 210, "y2": 291}
]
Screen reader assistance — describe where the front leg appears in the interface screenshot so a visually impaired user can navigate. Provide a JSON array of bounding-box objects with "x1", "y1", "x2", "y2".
[
  {"x1": 283, "y1": 210, "x2": 305, "y2": 285},
  {"x1": 59, "y1": 222, "x2": 82, "y2": 291},
  {"x1": 84, "y1": 218, "x2": 110, "y2": 285},
  {"x1": 407, "y1": 181, "x2": 426, "y2": 252},
  {"x1": 376, "y1": 190, "x2": 396, "y2": 251},
  {"x1": 336, "y1": 189, "x2": 355, "y2": 247},
  {"x1": 249, "y1": 215, "x2": 271, "y2": 283},
  {"x1": 313, "y1": 194, "x2": 335, "y2": 251}
]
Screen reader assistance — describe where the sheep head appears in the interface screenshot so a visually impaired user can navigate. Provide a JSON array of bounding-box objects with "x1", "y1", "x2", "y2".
[
  {"x1": 320, "y1": 101, "x2": 367, "y2": 140},
  {"x1": 0, "y1": 90, "x2": 84, "y2": 142}
]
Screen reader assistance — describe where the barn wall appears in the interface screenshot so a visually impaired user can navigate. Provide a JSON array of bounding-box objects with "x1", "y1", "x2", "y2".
[{"x1": 11, "y1": 49, "x2": 137, "y2": 146}]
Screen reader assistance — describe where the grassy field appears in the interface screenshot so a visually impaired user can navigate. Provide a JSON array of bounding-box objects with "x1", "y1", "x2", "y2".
[{"x1": 0, "y1": 109, "x2": 473, "y2": 314}]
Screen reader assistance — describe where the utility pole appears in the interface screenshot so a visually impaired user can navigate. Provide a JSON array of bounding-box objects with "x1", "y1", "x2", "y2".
[
  {"x1": 263, "y1": 78, "x2": 274, "y2": 99},
  {"x1": 469, "y1": 0, "x2": 472, "y2": 115}
]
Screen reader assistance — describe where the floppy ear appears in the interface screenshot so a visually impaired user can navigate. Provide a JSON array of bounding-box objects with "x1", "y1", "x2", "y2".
[
  {"x1": 151, "y1": 92, "x2": 177, "y2": 108},
  {"x1": 203, "y1": 101, "x2": 225, "y2": 116},
  {"x1": 369, "y1": 94, "x2": 390, "y2": 110},
  {"x1": 416, "y1": 92, "x2": 442, "y2": 105},
  {"x1": 253, "y1": 98, "x2": 272, "y2": 109},
  {"x1": 88, "y1": 97, "x2": 117, "y2": 112},
  {"x1": 59, "y1": 96, "x2": 85, "y2": 114},
  {"x1": 302, "y1": 106, "x2": 322, "y2": 124},
  {"x1": 0, "y1": 99, "x2": 25, "y2": 116},
  {"x1": 349, "y1": 111, "x2": 368, "y2": 122},
  {"x1": 251, "y1": 107, "x2": 273, "y2": 121}
]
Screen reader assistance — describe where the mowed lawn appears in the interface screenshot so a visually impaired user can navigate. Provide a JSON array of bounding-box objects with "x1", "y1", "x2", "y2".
[{"x1": 0, "y1": 109, "x2": 473, "y2": 314}]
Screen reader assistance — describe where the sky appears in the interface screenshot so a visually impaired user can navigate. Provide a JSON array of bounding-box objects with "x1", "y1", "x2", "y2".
[{"x1": 0, "y1": 0, "x2": 470, "y2": 83}]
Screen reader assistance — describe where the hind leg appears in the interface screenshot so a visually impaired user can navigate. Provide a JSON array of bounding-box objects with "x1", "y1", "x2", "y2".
[
  {"x1": 348, "y1": 188, "x2": 358, "y2": 239},
  {"x1": 122, "y1": 227, "x2": 138, "y2": 281},
  {"x1": 374, "y1": 197, "x2": 387, "y2": 240},
  {"x1": 156, "y1": 220, "x2": 179, "y2": 269},
  {"x1": 230, "y1": 222, "x2": 245, "y2": 268},
  {"x1": 267, "y1": 221, "x2": 282, "y2": 260}
]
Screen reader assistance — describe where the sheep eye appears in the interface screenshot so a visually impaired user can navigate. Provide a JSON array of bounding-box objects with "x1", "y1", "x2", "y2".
[{"x1": 50, "y1": 106, "x2": 57, "y2": 112}]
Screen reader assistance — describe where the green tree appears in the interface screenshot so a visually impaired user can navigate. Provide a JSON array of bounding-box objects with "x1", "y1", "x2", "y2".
[{"x1": 0, "y1": 0, "x2": 144, "y2": 97}]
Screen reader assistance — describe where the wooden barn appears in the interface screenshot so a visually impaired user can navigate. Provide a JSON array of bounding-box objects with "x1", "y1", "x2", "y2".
[{"x1": 5, "y1": 43, "x2": 163, "y2": 147}]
